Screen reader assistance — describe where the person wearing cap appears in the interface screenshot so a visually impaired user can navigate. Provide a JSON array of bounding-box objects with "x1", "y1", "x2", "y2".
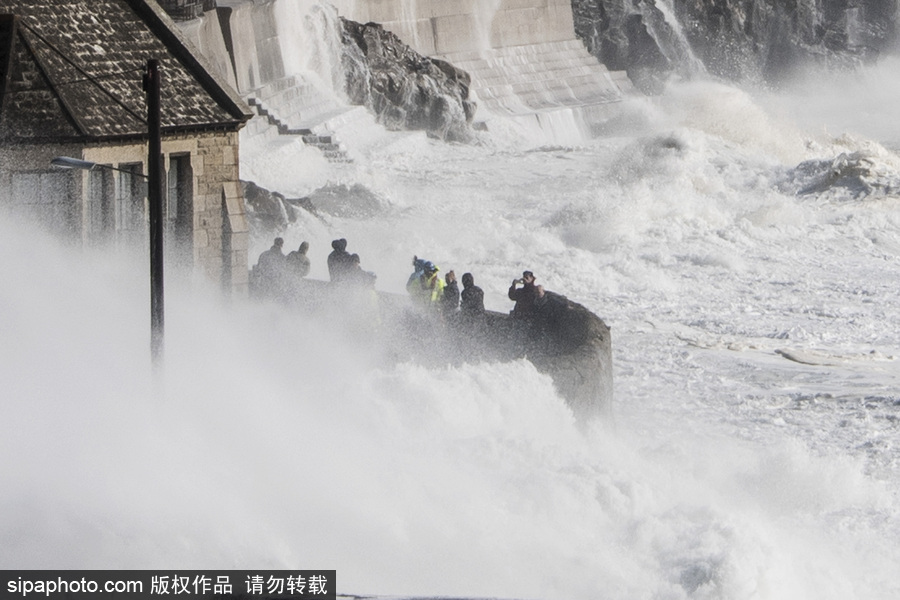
[
  {"x1": 508, "y1": 270, "x2": 538, "y2": 318},
  {"x1": 406, "y1": 255, "x2": 427, "y2": 290},
  {"x1": 407, "y1": 260, "x2": 445, "y2": 305}
]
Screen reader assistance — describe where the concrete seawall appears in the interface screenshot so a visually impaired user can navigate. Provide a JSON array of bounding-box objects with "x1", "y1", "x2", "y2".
[
  {"x1": 330, "y1": 0, "x2": 633, "y2": 139},
  {"x1": 328, "y1": 0, "x2": 579, "y2": 57},
  {"x1": 179, "y1": 0, "x2": 634, "y2": 144}
]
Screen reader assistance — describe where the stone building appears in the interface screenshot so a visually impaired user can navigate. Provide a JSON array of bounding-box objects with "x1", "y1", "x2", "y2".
[{"x1": 0, "y1": 0, "x2": 253, "y2": 293}]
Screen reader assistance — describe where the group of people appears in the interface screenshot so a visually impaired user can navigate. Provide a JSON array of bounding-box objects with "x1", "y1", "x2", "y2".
[
  {"x1": 251, "y1": 237, "x2": 311, "y2": 296},
  {"x1": 252, "y1": 237, "x2": 378, "y2": 297},
  {"x1": 327, "y1": 238, "x2": 377, "y2": 287},
  {"x1": 254, "y1": 237, "x2": 553, "y2": 323},
  {"x1": 405, "y1": 256, "x2": 485, "y2": 321}
]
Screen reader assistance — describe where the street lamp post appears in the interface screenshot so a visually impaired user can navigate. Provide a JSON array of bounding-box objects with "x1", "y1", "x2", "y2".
[
  {"x1": 51, "y1": 59, "x2": 165, "y2": 368},
  {"x1": 144, "y1": 59, "x2": 164, "y2": 366}
]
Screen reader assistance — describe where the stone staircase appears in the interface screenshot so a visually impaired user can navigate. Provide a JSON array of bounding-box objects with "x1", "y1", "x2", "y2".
[
  {"x1": 240, "y1": 39, "x2": 631, "y2": 154},
  {"x1": 242, "y1": 75, "x2": 356, "y2": 163},
  {"x1": 245, "y1": 97, "x2": 352, "y2": 162},
  {"x1": 243, "y1": 77, "x2": 422, "y2": 163},
  {"x1": 440, "y1": 39, "x2": 633, "y2": 118}
]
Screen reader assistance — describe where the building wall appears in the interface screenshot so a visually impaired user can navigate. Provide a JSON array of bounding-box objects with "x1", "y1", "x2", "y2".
[
  {"x1": 0, "y1": 130, "x2": 248, "y2": 294},
  {"x1": 194, "y1": 130, "x2": 248, "y2": 294}
]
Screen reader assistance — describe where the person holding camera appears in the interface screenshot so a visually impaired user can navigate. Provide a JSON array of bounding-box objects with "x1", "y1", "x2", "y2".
[{"x1": 508, "y1": 270, "x2": 538, "y2": 318}]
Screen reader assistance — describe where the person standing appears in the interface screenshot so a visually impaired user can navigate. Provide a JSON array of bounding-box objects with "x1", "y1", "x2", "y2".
[
  {"x1": 286, "y1": 241, "x2": 311, "y2": 278},
  {"x1": 407, "y1": 261, "x2": 445, "y2": 305},
  {"x1": 460, "y1": 272, "x2": 485, "y2": 319},
  {"x1": 253, "y1": 237, "x2": 287, "y2": 297},
  {"x1": 440, "y1": 270, "x2": 460, "y2": 317},
  {"x1": 508, "y1": 270, "x2": 538, "y2": 318},
  {"x1": 327, "y1": 238, "x2": 352, "y2": 282}
]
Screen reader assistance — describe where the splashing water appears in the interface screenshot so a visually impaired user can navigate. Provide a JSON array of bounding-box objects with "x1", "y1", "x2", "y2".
[{"x1": 3, "y1": 10, "x2": 900, "y2": 600}]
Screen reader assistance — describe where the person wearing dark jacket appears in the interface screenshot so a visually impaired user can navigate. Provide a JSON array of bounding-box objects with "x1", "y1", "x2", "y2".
[
  {"x1": 253, "y1": 237, "x2": 287, "y2": 297},
  {"x1": 440, "y1": 270, "x2": 460, "y2": 317},
  {"x1": 287, "y1": 241, "x2": 311, "y2": 278},
  {"x1": 460, "y1": 272, "x2": 485, "y2": 318},
  {"x1": 508, "y1": 270, "x2": 538, "y2": 318},
  {"x1": 327, "y1": 238, "x2": 352, "y2": 282}
]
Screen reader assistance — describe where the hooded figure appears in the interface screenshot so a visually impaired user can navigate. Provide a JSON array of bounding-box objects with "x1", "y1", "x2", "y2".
[
  {"x1": 287, "y1": 241, "x2": 311, "y2": 278},
  {"x1": 327, "y1": 238, "x2": 352, "y2": 282},
  {"x1": 253, "y1": 237, "x2": 288, "y2": 297},
  {"x1": 440, "y1": 270, "x2": 460, "y2": 316},
  {"x1": 460, "y1": 272, "x2": 485, "y2": 318}
]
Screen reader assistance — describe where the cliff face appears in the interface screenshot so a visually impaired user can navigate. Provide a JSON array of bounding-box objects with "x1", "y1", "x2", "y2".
[
  {"x1": 572, "y1": 0, "x2": 899, "y2": 90},
  {"x1": 341, "y1": 19, "x2": 477, "y2": 142}
]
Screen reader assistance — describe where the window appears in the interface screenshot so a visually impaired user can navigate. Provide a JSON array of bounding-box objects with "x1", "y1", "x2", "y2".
[
  {"x1": 87, "y1": 167, "x2": 114, "y2": 242},
  {"x1": 167, "y1": 154, "x2": 193, "y2": 259},
  {"x1": 87, "y1": 163, "x2": 146, "y2": 245},
  {"x1": 9, "y1": 171, "x2": 76, "y2": 235},
  {"x1": 116, "y1": 163, "x2": 146, "y2": 239}
]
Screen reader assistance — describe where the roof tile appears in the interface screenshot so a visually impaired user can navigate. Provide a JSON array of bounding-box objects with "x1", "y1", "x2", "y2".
[{"x1": 0, "y1": 0, "x2": 251, "y2": 142}]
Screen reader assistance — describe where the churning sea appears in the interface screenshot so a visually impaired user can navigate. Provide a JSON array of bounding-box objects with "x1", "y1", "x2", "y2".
[{"x1": 2, "y1": 54, "x2": 900, "y2": 599}]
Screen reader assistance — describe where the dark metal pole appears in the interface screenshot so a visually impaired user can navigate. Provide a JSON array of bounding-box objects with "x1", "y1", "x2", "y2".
[{"x1": 144, "y1": 59, "x2": 164, "y2": 365}]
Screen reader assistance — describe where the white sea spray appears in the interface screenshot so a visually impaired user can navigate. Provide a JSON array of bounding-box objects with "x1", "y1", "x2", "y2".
[{"x1": 2, "y1": 52, "x2": 900, "y2": 600}]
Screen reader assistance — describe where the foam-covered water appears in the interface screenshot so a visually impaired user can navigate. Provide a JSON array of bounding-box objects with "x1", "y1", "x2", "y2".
[{"x1": 3, "y1": 47, "x2": 900, "y2": 600}]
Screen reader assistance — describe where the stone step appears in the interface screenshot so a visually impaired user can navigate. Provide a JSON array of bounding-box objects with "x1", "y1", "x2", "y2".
[
  {"x1": 249, "y1": 75, "x2": 347, "y2": 129},
  {"x1": 454, "y1": 48, "x2": 604, "y2": 70},
  {"x1": 465, "y1": 63, "x2": 608, "y2": 88},
  {"x1": 437, "y1": 40, "x2": 627, "y2": 117},
  {"x1": 455, "y1": 54, "x2": 609, "y2": 81},
  {"x1": 440, "y1": 38, "x2": 590, "y2": 63},
  {"x1": 244, "y1": 96, "x2": 354, "y2": 163}
]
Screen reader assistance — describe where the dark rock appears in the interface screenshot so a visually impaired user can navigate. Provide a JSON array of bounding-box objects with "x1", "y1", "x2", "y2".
[
  {"x1": 306, "y1": 182, "x2": 387, "y2": 218},
  {"x1": 572, "y1": 0, "x2": 898, "y2": 89},
  {"x1": 242, "y1": 180, "x2": 317, "y2": 236},
  {"x1": 340, "y1": 19, "x2": 476, "y2": 141},
  {"x1": 788, "y1": 151, "x2": 900, "y2": 199}
]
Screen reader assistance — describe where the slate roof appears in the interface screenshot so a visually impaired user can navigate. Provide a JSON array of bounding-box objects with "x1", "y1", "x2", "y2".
[{"x1": 0, "y1": 0, "x2": 251, "y2": 143}]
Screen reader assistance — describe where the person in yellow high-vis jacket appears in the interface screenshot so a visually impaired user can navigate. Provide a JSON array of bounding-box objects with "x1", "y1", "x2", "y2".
[{"x1": 407, "y1": 260, "x2": 445, "y2": 305}]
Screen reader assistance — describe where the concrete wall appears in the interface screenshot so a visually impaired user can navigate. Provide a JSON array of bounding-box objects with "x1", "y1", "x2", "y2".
[
  {"x1": 329, "y1": 0, "x2": 577, "y2": 56},
  {"x1": 179, "y1": 1, "x2": 287, "y2": 94},
  {"x1": 181, "y1": 0, "x2": 585, "y2": 91},
  {"x1": 177, "y1": 12, "x2": 239, "y2": 91}
]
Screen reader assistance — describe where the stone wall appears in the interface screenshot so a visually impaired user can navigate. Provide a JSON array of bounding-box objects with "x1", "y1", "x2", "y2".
[
  {"x1": 192, "y1": 130, "x2": 248, "y2": 294},
  {"x1": 84, "y1": 132, "x2": 248, "y2": 293},
  {"x1": 0, "y1": 131, "x2": 248, "y2": 294}
]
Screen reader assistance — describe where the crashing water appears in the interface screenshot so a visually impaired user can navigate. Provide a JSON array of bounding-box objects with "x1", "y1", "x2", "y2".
[{"x1": 3, "y1": 10, "x2": 900, "y2": 600}]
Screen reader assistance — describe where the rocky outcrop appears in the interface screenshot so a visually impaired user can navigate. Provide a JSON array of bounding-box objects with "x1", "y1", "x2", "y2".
[
  {"x1": 572, "y1": 0, "x2": 899, "y2": 89},
  {"x1": 243, "y1": 180, "x2": 391, "y2": 236},
  {"x1": 258, "y1": 277, "x2": 614, "y2": 419},
  {"x1": 677, "y1": 0, "x2": 897, "y2": 82},
  {"x1": 242, "y1": 181, "x2": 318, "y2": 237},
  {"x1": 340, "y1": 19, "x2": 477, "y2": 142},
  {"x1": 571, "y1": 0, "x2": 679, "y2": 93}
]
